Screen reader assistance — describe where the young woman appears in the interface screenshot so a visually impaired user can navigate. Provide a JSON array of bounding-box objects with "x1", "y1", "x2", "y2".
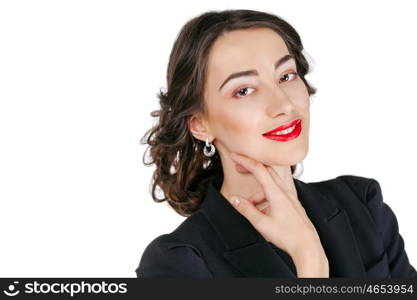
[{"x1": 136, "y1": 9, "x2": 416, "y2": 278}]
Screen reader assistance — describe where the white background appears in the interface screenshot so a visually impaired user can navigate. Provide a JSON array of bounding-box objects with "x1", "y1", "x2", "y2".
[{"x1": 0, "y1": 0, "x2": 416, "y2": 277}]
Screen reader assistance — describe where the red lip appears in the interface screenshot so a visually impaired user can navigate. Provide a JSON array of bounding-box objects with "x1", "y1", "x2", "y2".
[
  {"x1": 262, "y1": 119, "x2": 301, "y2": 136},
  {"x1": 262, "y1": 119, "x2": 302, "y2": 142}
]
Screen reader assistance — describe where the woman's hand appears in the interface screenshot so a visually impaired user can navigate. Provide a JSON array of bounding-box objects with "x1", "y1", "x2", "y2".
[{"x1": 226, "y1": 152, "x2": 329, "y2": 277}]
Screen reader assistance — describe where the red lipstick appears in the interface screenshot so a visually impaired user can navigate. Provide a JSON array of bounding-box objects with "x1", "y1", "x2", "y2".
[{"x1": 262, "y1": 119, "x2": 302, "y2": 142}]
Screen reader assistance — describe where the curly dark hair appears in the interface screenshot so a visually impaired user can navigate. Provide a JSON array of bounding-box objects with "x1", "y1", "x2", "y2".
[{"x1": 140, "y1": 9, "x2": 317, "y2": 217}]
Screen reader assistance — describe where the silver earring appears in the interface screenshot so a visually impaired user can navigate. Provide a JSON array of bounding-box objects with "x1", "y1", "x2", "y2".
[
  {"x1": 203, "y1": 137, "x2": 216, "y2": 157},
  {"x1": 292, "y1": 161, "x2": 304, "y2": 179}
]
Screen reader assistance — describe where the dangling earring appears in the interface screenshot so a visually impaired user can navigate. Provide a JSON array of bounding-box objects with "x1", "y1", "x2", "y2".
[
  {"x1": 203, "y1": 137, "x2": 216, "y2": 157},
  {"x1": 292, "y1": 161, "x2": 304, "y2": 179}
]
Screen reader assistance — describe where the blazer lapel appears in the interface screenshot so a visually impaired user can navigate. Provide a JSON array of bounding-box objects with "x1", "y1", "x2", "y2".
[
  {"x1": 200, "y1": 173, "x2": 295, "y2": 277},
  {"x1": 200, "y1": 173, "x2": 366, "y2": 278}
]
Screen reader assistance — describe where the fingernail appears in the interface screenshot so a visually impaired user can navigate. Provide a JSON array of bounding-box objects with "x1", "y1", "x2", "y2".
[{"x1": 230, "y1": 196, "x2": 240, "y2": 207}]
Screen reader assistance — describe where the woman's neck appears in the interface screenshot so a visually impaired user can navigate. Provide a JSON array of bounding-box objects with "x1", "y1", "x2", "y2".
[{"x1": 219, "y1": 158, "x2": 298, "y2": 205}]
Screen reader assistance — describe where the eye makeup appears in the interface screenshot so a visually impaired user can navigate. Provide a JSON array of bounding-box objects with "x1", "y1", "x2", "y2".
[{"x1": 230, "y1": 70, "x2": 299, "y2": 99}]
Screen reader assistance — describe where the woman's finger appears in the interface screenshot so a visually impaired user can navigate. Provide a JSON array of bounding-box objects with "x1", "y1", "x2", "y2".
[
  {"x1": 265, "y1": 166, "x2": 296, "y2": 201},
  {"x1": 248, "y1": 190, "x2": 271, "y2": 214},
  {"x1": 228, "y1": 194, "x2": 269, "y2": 232},
  {"x1": 234, "y1": 161, "x2": 251, "y2": 174},
  {"x1": 248, "y1": 190, "x2": 266, "y2": 204},
  {"x1": 255, "y1": 201, "x2": 270, "y2": 214},
  {"x1": 230, "y1": 152, "x2": 285, "y2": 208},
  {"x1": 265, "y1": 165, "x2": 307, "y2": 215},
  {"x1": 264, "y1": 166, "x2": 285, "y2": 190}
]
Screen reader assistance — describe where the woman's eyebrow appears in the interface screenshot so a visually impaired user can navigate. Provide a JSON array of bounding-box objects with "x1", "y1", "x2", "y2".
[{"x1": 218, "y1": 54, "x2": 294, "y2": 91}]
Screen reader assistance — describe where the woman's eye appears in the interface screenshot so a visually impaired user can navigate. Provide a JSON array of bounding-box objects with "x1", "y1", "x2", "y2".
[
  {"x1": 279, "y1": 72, "x2": 298, "y2": 83},
  {"x1": 232, "y1": 87, "x2": 255, "y2": 98},
  {"x1": 232, "y1": 72, "x2": 298, "y2": 99}
]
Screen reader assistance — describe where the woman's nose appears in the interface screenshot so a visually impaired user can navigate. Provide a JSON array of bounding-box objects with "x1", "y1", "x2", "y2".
[{"x1": 264, "y1": 87, "x2": 296, "y2": 118}]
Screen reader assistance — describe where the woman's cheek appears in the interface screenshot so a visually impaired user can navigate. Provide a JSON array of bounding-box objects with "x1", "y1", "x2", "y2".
[{"x1": 221, "y1": 110, "x2": 247, "y2": 135}]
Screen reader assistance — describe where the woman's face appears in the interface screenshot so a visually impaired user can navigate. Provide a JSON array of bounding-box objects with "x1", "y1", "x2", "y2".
[{"x1": 198, "y1": 27, "x2": 310, "y2": 167}]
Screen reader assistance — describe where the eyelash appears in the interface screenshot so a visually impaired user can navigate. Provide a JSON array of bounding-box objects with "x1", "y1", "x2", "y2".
[{"x1": 232, "y1": 72, "x2": 299, "y2": 99}]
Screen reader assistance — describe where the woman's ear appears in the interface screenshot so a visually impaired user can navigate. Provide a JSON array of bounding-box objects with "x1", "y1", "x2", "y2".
[{"x1": 188, "y1": 114, "x2": 213, "y2": 142}]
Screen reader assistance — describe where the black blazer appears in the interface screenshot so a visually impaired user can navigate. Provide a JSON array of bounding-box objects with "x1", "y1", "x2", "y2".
[{"x1": 136, "y1": 173, "x2": 417, "y2": 278}]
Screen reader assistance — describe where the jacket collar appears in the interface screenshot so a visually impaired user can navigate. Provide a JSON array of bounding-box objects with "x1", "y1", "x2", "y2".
[{"x1": 200, "y1": 172, "x2": 366, "y2": 277}]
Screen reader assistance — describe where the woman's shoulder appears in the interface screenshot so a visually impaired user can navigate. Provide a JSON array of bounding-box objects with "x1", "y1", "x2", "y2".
[
  {"x1": 135, "y1": 212, "x2": 214, "y2": 278},
  {"x1": 301, "y1": 174, "x2": 390, "y2": 229},
  {"x1": 306, "y1": 174, "x2": 416, "y2": 277},
  {"x1": 307, "y1": 173, "x2": 376, "y2": 191},
  {"x1": 305, "y1": 174, "x2": 381, "y2": 207},
  {"x1": 135, "y1": 231, "x2": 213, "y2": 278}
]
